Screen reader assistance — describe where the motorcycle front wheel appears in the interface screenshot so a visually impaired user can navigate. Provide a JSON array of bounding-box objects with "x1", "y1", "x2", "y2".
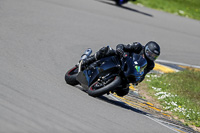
[
  {"x1": 88, "y1": 76, "x2": 121, "y2": 97},
  {"x1": 65, "y1": 66, "x2": 79, "y2": 86}
]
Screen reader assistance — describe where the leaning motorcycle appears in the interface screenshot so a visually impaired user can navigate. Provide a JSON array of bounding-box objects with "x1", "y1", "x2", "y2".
[
  {"x1": 115, "y1": 0, "x2": 129, "y2": 6},
  {"x1": 65, "y1": 48, "x2": 147, "y2": 97}
]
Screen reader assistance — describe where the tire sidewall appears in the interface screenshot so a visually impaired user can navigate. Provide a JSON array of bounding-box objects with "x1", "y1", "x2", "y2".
[
  {"x1": 87, "y1": 76, "x2": 121, "y2": 97},
  {"x1": 65, "y1": 66, "x2": 79, "y2": 86}
]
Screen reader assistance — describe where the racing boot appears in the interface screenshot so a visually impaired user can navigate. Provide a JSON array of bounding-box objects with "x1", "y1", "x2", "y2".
[
  {"x1": 81, "y1": 46, "x2": 107, "y2": 67},
  {"x1": 115, "y1": 87, "x2": 129, "y2": 97},
  {"x1": 81, "y1": 46, "x2": 115, "y2": 67}
]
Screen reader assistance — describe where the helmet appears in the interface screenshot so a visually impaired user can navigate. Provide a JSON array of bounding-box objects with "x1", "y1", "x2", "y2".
[{"x1": 144, "y1": 41, "x2": 160, "y2": 61}]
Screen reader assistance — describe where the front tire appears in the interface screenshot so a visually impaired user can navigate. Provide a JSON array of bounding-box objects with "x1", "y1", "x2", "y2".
[
  {"x1": 65, "y1": 66, "x2": 79, "y2": 86},
  {"x1": 88, "y1": 76, "x2": 121, "y2": 97}
]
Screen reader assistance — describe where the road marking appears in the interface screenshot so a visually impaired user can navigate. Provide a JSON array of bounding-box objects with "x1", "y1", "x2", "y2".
[
  {"x1": 109, "y1": 94, "x2": 182, "y2": 132},
  {"x1": 110, "y1": 94, "x2": 187, "y2": 133},
  {"x1": 112, "y1": 93, "x2": 168, "y2": 114},
  {"x1": 178, "y1": 65, "x2": 200, "y2": 71},
  {"x1": 129, "y1": 84, "x2": 136, "y2": 91},
  {"x1": 156, "y1": 59, "x2": 200, "y2": 69},
  {"x1": 109, "y1": 60, "x2": 197, "y2": 132},
  {"x1": 145, "y1": 115, "x2": 181, "y2": 133},
  {"x1": 154, "y1": 63, "x2": 177, "y2": 73}
]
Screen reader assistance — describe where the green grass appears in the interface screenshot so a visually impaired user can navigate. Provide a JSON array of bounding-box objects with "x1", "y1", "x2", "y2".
[
  {"x1": 131, "y1": 0, "x2": 200, "y2": 20},
  {"x1": 145, "y1": 69, "x2": 200, "y2": 127}
]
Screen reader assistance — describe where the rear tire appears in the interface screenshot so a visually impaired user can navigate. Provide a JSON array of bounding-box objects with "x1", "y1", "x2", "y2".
[
  {"x1": 65, "y1": 66, "x2": 79, "y2": 86},
  {"x1": 88, "y1": 76, "x2": 121, "y2": 97}
]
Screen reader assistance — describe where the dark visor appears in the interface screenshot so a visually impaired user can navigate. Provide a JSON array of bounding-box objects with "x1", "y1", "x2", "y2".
[{"x1": 145, "y1": 46, "x2": 158, "y2": 61}]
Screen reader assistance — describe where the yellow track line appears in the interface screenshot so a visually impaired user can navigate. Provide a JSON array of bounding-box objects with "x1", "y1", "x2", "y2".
[
  {"x1": 112, "y1": 63, "x2": 175, "y2": 117},
  {"x1": 174, "y1": 129, "x2": 187, "y2": 133},
  {"x1": 128, "y1": 84, "x2": 160, "y2": 110},
  {"x1": 113, "y1": 93, "x2": 168, "y2": 114},
  {"x1": 154, "y1": 63, "x2": 176, "y2": 73},
  {"x1": 115, "y1": 84, "x2": 171, "y2": 117},
  {"x1": 178, "y1": 65, "x2": 200, "y2": 71}
]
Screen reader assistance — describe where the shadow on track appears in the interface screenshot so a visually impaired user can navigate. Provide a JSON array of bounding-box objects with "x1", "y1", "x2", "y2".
[
  {"x1": 97, "y1": 95, "x2": 148, "y2": 115},
  {"x1": 74, "y1": 86, "x2": 147, "y2": 115},
  {"x1": 95, "y1": 0, "x2": 153, "y2": 17}
]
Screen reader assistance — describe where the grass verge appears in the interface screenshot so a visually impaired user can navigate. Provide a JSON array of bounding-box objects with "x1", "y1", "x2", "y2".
[
  {"x1": 130, "y1": 0, "x2": 200, "y2": 20},
  {"x1": 144, "y1": 69, "x2": 200, "y2": 128}
]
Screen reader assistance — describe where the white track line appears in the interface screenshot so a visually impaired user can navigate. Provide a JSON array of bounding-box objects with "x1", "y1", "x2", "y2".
[
  {"x1": 145, "y1": 115, "x2": 180, "y2": 133},
  {"x1": 109, "y1": 94, "x2": 181, "y2": 133},
  {"x1": 156, "y1": 59, "x2": 200, "y2": 69},
  {"x1": 108, "y1": 59, "x2": 198, "y2": 133}
]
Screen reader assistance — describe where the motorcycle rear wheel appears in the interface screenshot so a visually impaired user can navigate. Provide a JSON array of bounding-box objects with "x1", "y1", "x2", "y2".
[
  {"x1": 88, "y1": 76, "x2": 121, "y2": 97},
  {"x1": 65, "y1": 66, "x2": 79, "y2": 86}
]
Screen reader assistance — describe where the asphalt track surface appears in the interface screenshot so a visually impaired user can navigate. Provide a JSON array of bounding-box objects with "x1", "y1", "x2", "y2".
[{"x1": 0, "y1": 0, "x2": 200, "y2": 133}]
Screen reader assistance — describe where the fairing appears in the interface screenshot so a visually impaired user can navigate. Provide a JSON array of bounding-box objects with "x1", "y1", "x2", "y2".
[
  {"x1": 121, "y1": 53, "x2": 147, "y2": 83},
  {"x1": 76, "y1": 56, "x2": 120, "y2": 88}
]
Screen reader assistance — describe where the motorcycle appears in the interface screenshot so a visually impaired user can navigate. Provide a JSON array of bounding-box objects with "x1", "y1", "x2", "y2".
[
  {"x1": 65, "y1": 48, "x2": 147, "y2": 97},
  {"x1": 115, "y1": 0, "x2": 129, "y2": 6}
]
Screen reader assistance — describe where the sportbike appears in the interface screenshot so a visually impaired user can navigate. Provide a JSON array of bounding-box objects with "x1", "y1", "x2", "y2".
[{"x1": 65, "y1": 48, "x2": 147, "y2": 97}]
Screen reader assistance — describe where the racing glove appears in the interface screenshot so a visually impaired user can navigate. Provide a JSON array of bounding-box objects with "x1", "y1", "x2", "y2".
[{"x1": 116, "y1": 48, "x2": 124, "y2": 57}]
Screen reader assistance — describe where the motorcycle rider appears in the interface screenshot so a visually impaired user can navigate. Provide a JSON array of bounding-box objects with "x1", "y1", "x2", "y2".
[{"x1": 81, "y1": 41, "x2": 160, "y2": 96}]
